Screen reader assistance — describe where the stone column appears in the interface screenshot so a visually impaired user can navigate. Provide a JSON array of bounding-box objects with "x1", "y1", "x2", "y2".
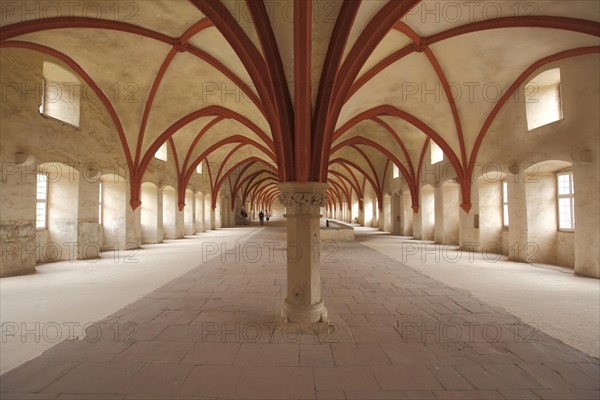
[
  {"x1": 125, "y1": 184, "x2": 142, "y2": 248},
  {"x1": 278, "y1": 182, "x2": 328, "y2": 326},
  {"x1": 412, "y1": 207, "x2": 423, "y2": 240},
  {"x1": 458, "y1": 169, "x2": 480, "y2": 251},
  {"x1": 210, "y1": 207, "x2": 216, "y2": 230},
  {"x1": 0, "y1": 162, "x2": 37, "y2": 277}
]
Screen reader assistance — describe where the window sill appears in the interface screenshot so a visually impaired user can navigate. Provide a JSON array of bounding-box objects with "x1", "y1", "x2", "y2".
[{"x1": 527, "y1": 117, "x2": 564, "y2": 133}]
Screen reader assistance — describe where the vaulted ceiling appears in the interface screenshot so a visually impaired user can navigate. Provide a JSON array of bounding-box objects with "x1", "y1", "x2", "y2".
[{"x1": 1, "y1": 0, "x2": 599, "y2": 211}]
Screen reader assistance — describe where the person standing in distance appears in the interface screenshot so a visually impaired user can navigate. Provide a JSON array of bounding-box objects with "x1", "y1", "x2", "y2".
[{"x1": 259, "y1": 210, "x2": 265, "y2": 225}]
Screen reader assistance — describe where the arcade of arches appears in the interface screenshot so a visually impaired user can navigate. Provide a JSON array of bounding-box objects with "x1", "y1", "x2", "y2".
[{"x1": 1, "y1": 1, "x2": 599, "y2": 398}]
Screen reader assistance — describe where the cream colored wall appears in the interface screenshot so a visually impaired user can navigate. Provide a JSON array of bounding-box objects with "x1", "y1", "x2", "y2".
[
  {"x1": 479, "y1": 56, "x2": 598, "y2": 276},
  {"x1": 376, "y1": 56, "x2": 598, "y2": 277},
  {"x1": 0, "y1": 50, "x2": 204, "y2": 276}
]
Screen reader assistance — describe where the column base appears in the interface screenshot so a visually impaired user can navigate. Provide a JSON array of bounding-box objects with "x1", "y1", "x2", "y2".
[{"x1": 281, "y1": 298, "x2": 328, "y2": 326}]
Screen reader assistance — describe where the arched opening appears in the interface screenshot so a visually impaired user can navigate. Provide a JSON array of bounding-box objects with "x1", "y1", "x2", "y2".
[
  {"x1": 36, "y1": 163, "x2": 80, "y2": 263},
  {"x1": 184, "y1": 189, "x2": 195, "y2": 236},
  {"x1": 420, "y1": 185, "x2": 435, "y2": 241},
  {"x1": 162, "y1": 186, "x2": 178, "y2": 240},
  {"x1": 141, "y1": 182, "x2": 162, "y2": 244}
]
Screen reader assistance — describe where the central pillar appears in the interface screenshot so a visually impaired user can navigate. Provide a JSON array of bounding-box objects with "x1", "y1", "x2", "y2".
[{"x1": 278, "y1": 182, "x2": 328, "y2": 326}]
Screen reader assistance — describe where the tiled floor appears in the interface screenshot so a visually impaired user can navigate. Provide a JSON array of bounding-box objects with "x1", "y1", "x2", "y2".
[{"x1": 1, "y1": 221, "x2": 599, "y2": 399}]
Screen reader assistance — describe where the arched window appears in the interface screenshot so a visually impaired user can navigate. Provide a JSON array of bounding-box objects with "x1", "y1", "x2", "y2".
[
  {"x1": 430, "y1": 142, "x2": 443, "y2": 164},
  {"x1": 392, "y1": 164, "x2": 399, "y2": 179},
  {"x1": 39, "y1": 62, "x2": 80, "y2": 128},
  {"x1": 196, "y1": 162, "x2": 203, "y2": 174},
  {"x1": 525, "y1": 68, "x2": 563, "y2": 131},
  {"x1": 155, "y1": 143, "x2": 168, "y2": 162}
]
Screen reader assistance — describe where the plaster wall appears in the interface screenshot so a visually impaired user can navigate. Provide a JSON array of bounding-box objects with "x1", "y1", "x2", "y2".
[
  {"x1": 478, "y1": 56, "x2": 599, "y2": 276},
  {"x1": 0, "y1": 165, "x2": 37, "y2": 276}
]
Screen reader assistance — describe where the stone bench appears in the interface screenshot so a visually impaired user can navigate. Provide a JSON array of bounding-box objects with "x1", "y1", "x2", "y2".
[{"x1": 320, "y1": 219, "x2": 355, "y2": 241}]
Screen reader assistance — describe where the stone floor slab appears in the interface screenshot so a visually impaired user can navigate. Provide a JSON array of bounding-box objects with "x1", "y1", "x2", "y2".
[{"x1": 2, "y1": 222, "x2": 598, "y2": 399}]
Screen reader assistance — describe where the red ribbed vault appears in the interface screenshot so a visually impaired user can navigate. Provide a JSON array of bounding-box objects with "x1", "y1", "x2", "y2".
[{"x1": 1, "y1": 1, "x2": 598, "y2": 214}]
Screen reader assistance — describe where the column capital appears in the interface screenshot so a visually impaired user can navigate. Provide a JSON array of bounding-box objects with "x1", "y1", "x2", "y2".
[{"x1": 277, "y1": 182, "x2": 328, "y2": 208}]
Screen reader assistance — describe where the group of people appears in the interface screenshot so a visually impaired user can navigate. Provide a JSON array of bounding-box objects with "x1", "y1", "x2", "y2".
[
  {"x1": 258, "y1": 210, "x2": 270, "y2": 225},
  {"x1": 240, "y1": 209, "x2": 270, "y2": 225}
]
